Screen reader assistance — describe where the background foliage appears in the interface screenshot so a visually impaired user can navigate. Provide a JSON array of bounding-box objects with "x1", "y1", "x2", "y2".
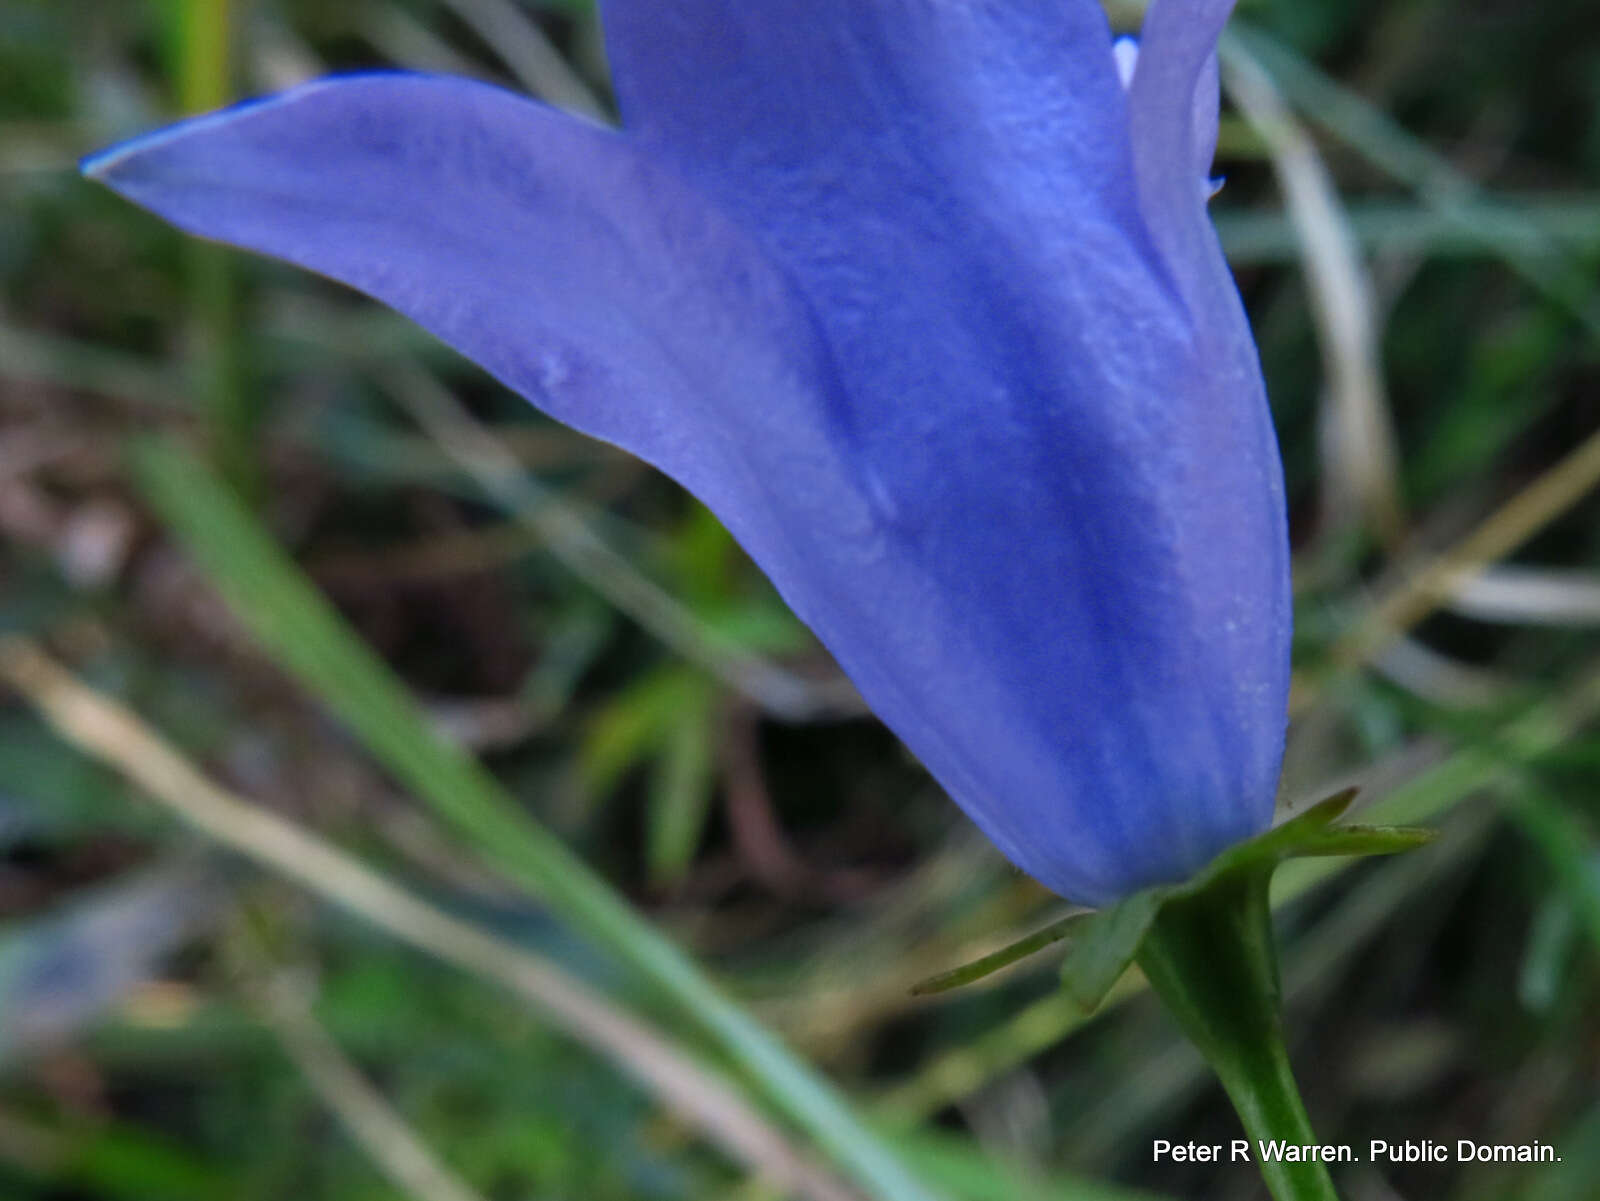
[{"x1": 1, "y1": 1, "x2": 1598, "y2": 1199}]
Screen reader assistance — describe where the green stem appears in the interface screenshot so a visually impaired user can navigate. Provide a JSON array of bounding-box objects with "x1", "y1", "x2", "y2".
[
  {"x1": 1136, "y1": 871, "x2": 1340, "y2": 1201},
  {"x1": 166, "y1": 0, "x2": 259, "y2": 503},
  {"x1": 185, "y1": 242, "x2": 256, "y2": 503}
]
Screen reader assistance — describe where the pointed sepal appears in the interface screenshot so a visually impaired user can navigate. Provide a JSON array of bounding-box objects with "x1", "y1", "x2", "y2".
[
  {"x1": 1058, "y1": 887, "x2": 1169, "y2": 1011},
  {"x1": 912, "y1": 787, "x2": 1435, "y2": 1003},
  {"x1": 910, "y1": 911, "x2": 1090, "y2": 996}
]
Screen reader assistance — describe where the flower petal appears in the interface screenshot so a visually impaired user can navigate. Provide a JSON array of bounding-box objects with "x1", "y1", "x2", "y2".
[
  {"x1": 79, "y1": 74, "x2": 1159, "y2": 900},
  {"x1": 85, "y1": 65, "x2": 1291, "y2": 904},
  {"x1": 83, "y1": 74, "x2": 873, "y2": 557},
  {"x1": 599, "y1": 1, "x2": 1159, "y2": 416},
  {"x1": 600, "y1": 3, "x2": 1290, "y2": 898},
  {"x1": 1126, "y1": 0, "x2": 1234, "y2": 311},
  {"x1": 601, "y1": 1, "x2": 1132, "y2": 190}
]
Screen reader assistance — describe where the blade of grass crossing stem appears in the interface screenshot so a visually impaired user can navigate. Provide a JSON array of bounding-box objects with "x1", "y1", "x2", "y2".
[
  {"x1": 128, "y1": 438, "x2": 940, "y2": 1201},
  {"x1": 161, "y1": 0, "x2": 259, "y2": 502},
  {"x1": 161, "y1": 0, "x2": 230, "y2": 114}
]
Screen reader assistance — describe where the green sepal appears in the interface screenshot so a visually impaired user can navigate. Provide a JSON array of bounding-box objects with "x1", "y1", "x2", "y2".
[
  {"x1": 1063, "y1": 786, "x2": 1426, "y2": 1200},
  {"x1": 1196, "y1": 787, "x2": 1434, "y2": 881},
  {"x1": 1284, "y1": 824, "x2": 1436, "y2": 858},
  {"x1": 1203, "y1": 787, "x2": 1360, "y2": 875},
  {"x1": 1057, "y1": 887, "x2": 1168, "y2": 1011},
  {"x1": 1058, "y1": 786, "x2": 1433, "y2": 1008},
  {"x1": 910, "y1": 911, "x2": 1089, "y2": 996},
  {"x1": 911, "y1": 787, "x2": 1434, "y2": 1002}
]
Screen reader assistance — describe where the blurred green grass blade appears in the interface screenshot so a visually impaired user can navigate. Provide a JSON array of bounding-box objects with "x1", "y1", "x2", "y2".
[
  {"x1": 894, "y1": 1130, "x2": 1170, "y2": 1201},
  {"x1": 1517, "y1": 897, "x2": 1577, "y2": 1014},
  {"x1": 185, "y1": 242, "x2": 255, "y2": 500},
  {"x1": 579, "y1": 667, "x2": 698, "y2": 800},
  {"x1": 0, "y1": 323, "x2": 179, "y2": 409},
  {"x1": 577, "y1": 665, "x2": 716, "y2": 884},
  {"x1": 1227, "y1": 22, "x2": 1600, "y2": 341},
  {"x1": 165, "y1": 0, "x2": 230, "y2": 115},
  {"x1": 129, "y1": 437, "x2": 940, "y2": 1201},
  {"x1": 0, "y1": 1110, "x2": 227, "y2": 1201},
  {"x1": 57, "y1": 1127, "x2": 225, "y2": 1201},
  {"x1": 647, "y1": 676, "x2": 716, "y2": 885},
  {"x1": 1516, "y1": 1103, "x2": 1600, "y2": 1201},
  {"x1": 1506, "y1": 790, "x2": 1600, "y2": 953},
  {"x1": 155, "y1": 0, "x2": 260, "y2": 502},
  {"x1": 1215, "y1": 198, "x2": 1600, "y2": 266}
]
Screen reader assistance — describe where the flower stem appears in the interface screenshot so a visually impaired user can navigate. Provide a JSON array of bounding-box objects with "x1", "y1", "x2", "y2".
[{"x1": 1135, "y1": 870, "x2": 1340, "y2": 1201}]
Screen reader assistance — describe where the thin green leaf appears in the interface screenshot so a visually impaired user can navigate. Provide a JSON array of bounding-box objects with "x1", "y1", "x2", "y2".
[
  {"x1": 647, "y1": 677, "x2": 717, "y2": 885},
  {"x1": 579, "y1": 667, "x2": 701, "y2": 802}
]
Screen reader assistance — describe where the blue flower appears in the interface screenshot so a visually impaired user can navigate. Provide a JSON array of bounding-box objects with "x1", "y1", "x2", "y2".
[{"x1": 85, "y1": 0, "x2": 1289, "y2": 905}]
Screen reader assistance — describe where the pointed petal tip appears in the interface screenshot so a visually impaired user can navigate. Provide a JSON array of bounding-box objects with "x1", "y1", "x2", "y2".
[
  {"x1": 80, "y1": 99, "x2": 261, "y2": 187},
  {"x1": 80, "y1": 134, "x2": 166, "y2": 183},
  {"x1": 79, "y1": 72, "x2": 421, "y2": 185},
  {"x1": 79, "y1": 147, "x2": 113, "y2": 180},
  {"x1": 80, "y1": 128, "x2": 169, "y2": 183}
]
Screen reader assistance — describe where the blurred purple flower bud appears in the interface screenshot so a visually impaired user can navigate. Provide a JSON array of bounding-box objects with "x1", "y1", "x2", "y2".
[{"x1": 84, "y1": 0, "x2": 1289, "y2": 904}]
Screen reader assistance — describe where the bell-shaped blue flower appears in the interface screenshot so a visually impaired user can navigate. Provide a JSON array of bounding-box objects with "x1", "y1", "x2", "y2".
[{"x1": 84, "y1": 0, "x2": 1290, "y2": 905}]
